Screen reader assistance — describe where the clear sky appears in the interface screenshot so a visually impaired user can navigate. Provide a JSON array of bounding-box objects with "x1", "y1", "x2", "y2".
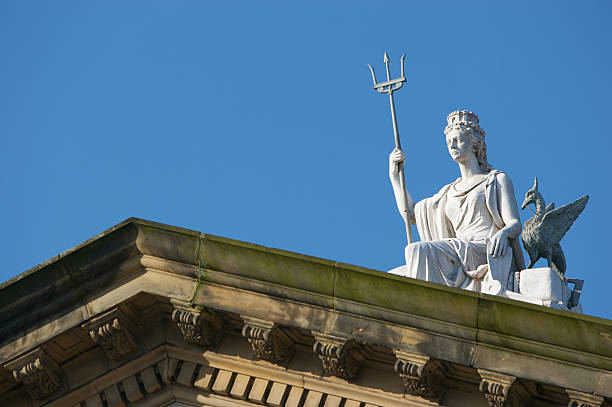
[{"x1": 2, "y1": 2, "x2": 610, "y2": 319}]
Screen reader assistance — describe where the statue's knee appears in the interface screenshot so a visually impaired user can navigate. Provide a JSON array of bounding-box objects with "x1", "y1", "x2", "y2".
[{"x1": 405, "y1": 242, "x2": 426, "y2": 257}]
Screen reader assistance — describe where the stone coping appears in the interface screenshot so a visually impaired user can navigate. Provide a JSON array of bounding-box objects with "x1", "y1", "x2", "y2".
[{"x1": 1, "y1": 217, "x2": 611, "y2": 370}]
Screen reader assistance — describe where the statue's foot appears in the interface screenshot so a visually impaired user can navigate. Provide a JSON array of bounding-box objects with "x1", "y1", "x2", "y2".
[
  {"x1": 483, "y1": 279, "x2": 502, "y2": 296},
  {"x1": 465, "y1": 264, "x2": 488, "y2": 280}
]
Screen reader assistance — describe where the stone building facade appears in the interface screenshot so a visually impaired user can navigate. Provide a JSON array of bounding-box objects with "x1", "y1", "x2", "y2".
[{"x1": 0, "y1": 218, "x2": 610, "y2": 407}]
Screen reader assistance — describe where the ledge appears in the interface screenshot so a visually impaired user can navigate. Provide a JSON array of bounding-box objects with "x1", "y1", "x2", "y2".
[{"x1": 1, "y1": 218, "x2": 611, "y2": 395}]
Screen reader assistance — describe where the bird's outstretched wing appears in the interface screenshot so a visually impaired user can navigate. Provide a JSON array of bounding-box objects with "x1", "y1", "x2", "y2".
[{"x1": 541, "y1": 195, "x2": 589, "y2": 245}]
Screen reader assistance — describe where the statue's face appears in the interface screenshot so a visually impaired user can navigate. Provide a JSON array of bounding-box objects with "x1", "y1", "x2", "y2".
[{"x1": 445, "y1": 128, "x2": 473, "y2": 163}]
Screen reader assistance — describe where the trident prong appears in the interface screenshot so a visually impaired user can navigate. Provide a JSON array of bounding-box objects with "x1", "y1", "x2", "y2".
[
  {"x1": 371, "y1": 53, "x2": 406, "y2": 95},
  {"x1": 368, "y1": 52, "x2": 406, "y2": 147},
  {"x1": 384, "y1": 52, "x2": 391, "y2": 81},
  {"x1": 367, "y1": 64, "x2": 377, "y2": 87},
  {"x1": 368, "y1": 51, "x2": 412, "y2": 244}
]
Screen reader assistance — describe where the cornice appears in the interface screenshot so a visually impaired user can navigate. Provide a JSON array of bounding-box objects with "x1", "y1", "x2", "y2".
[{"x1": 1, "y1": 218, "x2": 611, "y2": 403}]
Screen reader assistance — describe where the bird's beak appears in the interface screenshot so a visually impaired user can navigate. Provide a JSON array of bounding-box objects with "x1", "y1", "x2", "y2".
[{"x1": 521, "y1": 199, "x2": 528, "y2": 210}]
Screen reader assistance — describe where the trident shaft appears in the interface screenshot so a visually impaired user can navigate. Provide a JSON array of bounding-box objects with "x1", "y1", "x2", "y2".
[{"x1": 368, "y1": 52, "x2": 413, "y2": 244}]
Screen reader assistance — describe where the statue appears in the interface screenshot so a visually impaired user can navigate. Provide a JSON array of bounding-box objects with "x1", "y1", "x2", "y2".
[
  {"x1": 367, "y1": 53, "x2": 586, "y2": 309},
  {"x1": 388, "y1": 111, "x2": 525, "y2": 294},
  {"x1": 521, "y1": 177, "x2": 589, "y2": 276}
]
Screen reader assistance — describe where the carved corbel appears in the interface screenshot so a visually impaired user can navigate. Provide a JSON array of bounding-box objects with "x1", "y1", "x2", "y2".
[
  {"x1": 241, "y1": 316, "x2": 294, "y2": 364},
  {"x1": 4, "y1": 348, "x2": 62, "y2": 400},
  {"x1": 84, "y1": 308, "x2": 137, "y2": 360},
  {"x1": 478, "y1": 369, "x2": 518, "y2": 407},
  {"x1": 171, "y1": 299, "x2": 222, "y2": 348},
  {"x1": 566, "y1": 389, "x2": 604, "y2": 407},
  {"x1": 312, "y1": 332, "x2": 364, "y2": 380},
  {"x1": 393, "y1": 350, "x2": 445, "y2": 401}
]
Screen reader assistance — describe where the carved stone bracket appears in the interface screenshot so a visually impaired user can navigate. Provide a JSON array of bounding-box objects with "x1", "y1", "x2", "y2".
[
  {"x1": 241, "y1": 316, "x2": 294, "y2": 364},
  {"x1": 393, "y1": 350, "x2": 445, "y2": 401},
  {"x1": 171, "y1": 299, "x2": 222, "y2": 348},
  {"x1": 478, "y1": 369, "x2": 518, "y2": 407},
  {"x1": 84, "y1": 307, "x2": 137, "y2": 360},
  {"x1": 4, "y1": 348, "x2": 62, "y2": 400},
  {"x1": 312, "y1": 332, "x2": 364, "y2": 380},
  {"x1": 566, "y1": 389, "x2": 604, "y2": 407}
]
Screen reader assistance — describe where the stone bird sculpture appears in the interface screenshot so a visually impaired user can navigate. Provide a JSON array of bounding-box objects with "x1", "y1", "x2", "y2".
[{"x1": 520, "y1": 177, "x2": 589, "y2": 276}]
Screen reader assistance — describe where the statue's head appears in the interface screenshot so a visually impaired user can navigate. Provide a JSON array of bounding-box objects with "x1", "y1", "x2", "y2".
[{"x1": 444, "y1": 110, "x2": 492, "y2": 171}]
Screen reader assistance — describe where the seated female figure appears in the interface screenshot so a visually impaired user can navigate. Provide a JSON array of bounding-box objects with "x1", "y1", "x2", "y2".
[{"x1": 389, "y1": 111, "x2": 524, "y2": 291}]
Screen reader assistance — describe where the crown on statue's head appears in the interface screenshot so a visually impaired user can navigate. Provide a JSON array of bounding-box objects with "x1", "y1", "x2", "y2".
[
  {"x1": 446, "y1": 110, "x2": 479, "y2": 126},
  {"x1": 444, "y1": 110, "x2": 485, "y2": 136}
]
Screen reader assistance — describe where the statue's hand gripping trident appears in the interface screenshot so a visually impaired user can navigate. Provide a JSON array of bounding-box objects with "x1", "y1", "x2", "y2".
[{"x1": 368, "y1": 52, "x2": 413, "y2": 244}]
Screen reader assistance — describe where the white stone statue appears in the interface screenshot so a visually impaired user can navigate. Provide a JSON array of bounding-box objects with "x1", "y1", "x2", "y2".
[{"x1": 388, "y1": 110, "x2": 525, "y2": 294}]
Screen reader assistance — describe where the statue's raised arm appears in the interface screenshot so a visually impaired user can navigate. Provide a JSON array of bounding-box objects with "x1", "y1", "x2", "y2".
[
  {"x1": 388, "y1": 148, "x2": 415, "y2": 226},
  {"x1": 390, "y1": 111, "x2": 525, "y2": 294}
]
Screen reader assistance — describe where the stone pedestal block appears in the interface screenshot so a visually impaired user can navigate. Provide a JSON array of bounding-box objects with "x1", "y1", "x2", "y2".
[{"x1": 519, "y1": 267, "x2": 570, "y2": 304}]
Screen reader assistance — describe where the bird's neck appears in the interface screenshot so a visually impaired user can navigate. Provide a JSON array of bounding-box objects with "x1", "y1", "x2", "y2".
[{"x1": 534, "y1": 193, "x2": 546, "y2": 217}]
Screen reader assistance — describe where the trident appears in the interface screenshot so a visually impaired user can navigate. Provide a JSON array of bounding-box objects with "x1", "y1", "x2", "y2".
[{"x1": 368, "y1": 52, "x2": 413, "y2": 244}]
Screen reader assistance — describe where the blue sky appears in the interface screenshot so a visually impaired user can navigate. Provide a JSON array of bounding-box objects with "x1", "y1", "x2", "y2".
[{"x1": 2, "y1": 2, "x2": 610, "y2": 319}]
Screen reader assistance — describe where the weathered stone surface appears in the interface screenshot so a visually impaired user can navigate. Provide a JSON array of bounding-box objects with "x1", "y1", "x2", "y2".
[
  {"x1": 303, "y1": 390, "x2": 324, "y2": 407},
  {"x1": 566, "y1": 389, "x2": 604, "y2": 407},
  {"x1": 241, "y1": 316, "x2": 294, "y2": 364},
  {"x1": 121, "y1": 375, "x2": 143, "y2": 402},
  {"x1": 4, "y1": 348, "x2": 62, "y2": 399},
  {"x1": 0, "y1": 221, "x2": 140, "y2": 351},
  {"x1": 211, "y1": 369, "x2": 233, "y2": 395},
  {"x1": 175, "y1": 361, "x2": 197, "y2": 386},
  {"x1": 171, "y1": 299, "x2": 222, "y2": 347},
  {"x1": 1, "y1": 218, "x2": 612, "y2": 407},
  {"x1": 266, "y1": 382, "x2": 289, "y2": 406},
  {"x1": 312, "y1": 332, "x2": 364, "y2": 380},
  {"x1": 140, "y1": 366, "x2": 162, "y2": 393},
  {"x1": 285, "y1": 386, "x2": 305, "y2": 407},
  {"x1": 393, "y1": 350, "x2": 445, "y2": 401},
  {"x1": 324, "y1": 395, "x2": 342, "y2": 407},
  {"x1": 229, "y1": 373, "x2": 251, "y2": 399},
  {"x1": 198, "y1": 233, "x2": 337, "y2": 299},
  {"x1": 248, "y1": 377, "x2": 269, "y2": 403},
  {"x1": 103, "y1": 385, "x2": 124, "y2": 407},
  {"x1": 478, "y1": 369, "x2": 517, "y2": 407},
  {"x1": 84, "y1": 308, "x2": 136, "y2": 360},
  {"x1": 333, "y1": 261, "x2": 480, "y2": 329},
  {"x1": 193, "y1": 365, "x2": 215, "y2": 391}
]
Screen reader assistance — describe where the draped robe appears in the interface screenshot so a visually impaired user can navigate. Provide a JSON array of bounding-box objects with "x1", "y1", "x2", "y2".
[{"x1": 391, "y1": 170, "x2": 525, "y2": 290}]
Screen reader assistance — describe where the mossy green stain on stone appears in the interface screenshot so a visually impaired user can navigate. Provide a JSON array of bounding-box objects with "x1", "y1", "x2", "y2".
[
  {"x1": 477, "y1": 297, "x2": 612, "y2": 364},
  {"x1": 136, "y1": 224, "x2": 200, "y2": 266},
  {"x1": 191, "y1": 276, "x2": 206, "y2": 306},
  {"x1": 198, "y1": 236, "x2": 335, "y2": 297},
  {"x1": 3, "y1": 217, "x2": 612, "y2": 376},
  {"x1": 333, "y1": 263, "x2": 479, "y2": 329}
]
